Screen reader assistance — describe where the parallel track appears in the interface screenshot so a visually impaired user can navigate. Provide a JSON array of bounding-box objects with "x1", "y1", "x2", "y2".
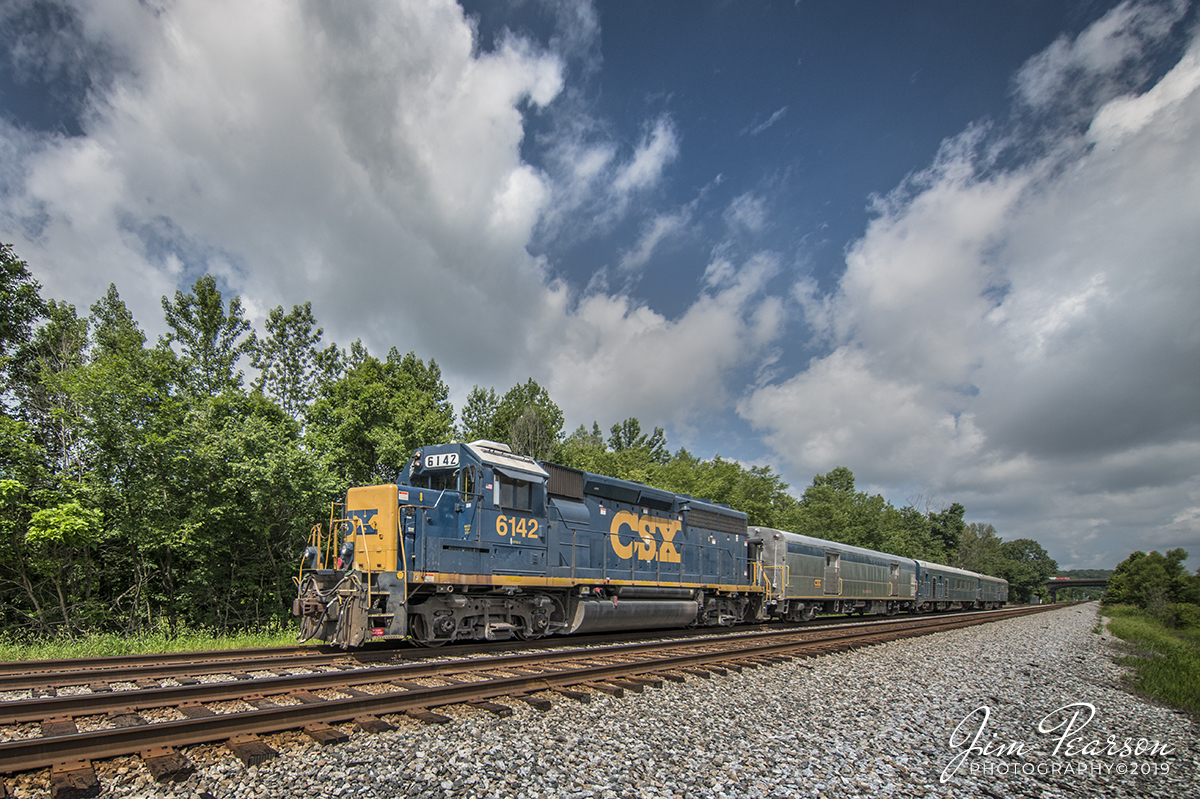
[
  {"x1": 0, "y1": 607, "x2": 1021, "y2": 693},
  {"x1": 0, "y1": 604, "x2": 1064, "y2": 779}
]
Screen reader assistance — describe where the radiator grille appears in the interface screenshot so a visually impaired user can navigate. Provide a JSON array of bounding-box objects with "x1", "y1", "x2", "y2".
[
  {"x1": 544, "y1": 462, "x2": 585, "y2": 499},
  {"x1": 688, "y1": 507, "x2": 748, "y2": 536}
]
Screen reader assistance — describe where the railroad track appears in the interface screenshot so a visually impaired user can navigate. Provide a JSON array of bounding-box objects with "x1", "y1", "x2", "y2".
[
  {"x1": 0, "y1": 603, "x2": 1064, "y2": 793},
  {"x1": 0, "y1": 606, "x2": 1029, "y2": 693}
]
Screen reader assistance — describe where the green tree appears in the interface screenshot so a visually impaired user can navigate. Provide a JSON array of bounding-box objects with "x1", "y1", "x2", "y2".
[
  {"x1": 785, "y1": 467, "x2": 889, "y2": 550},
  {"x1": 493, "y1": 378, "x2": 564, "y2": 458},
  {"x1": 0, "y1": 421, "x2": 57, "y2": 632},
  {"x1": 73, "y1": 286, "x2": 190, "y2": 634},
  {"x1": 306, "y1": 346, "x2": 454, "y2": 486},
  {"x1": 557, "y1": 422, "x2": 612, "y2": 474},
  {"x1": 1105, "y1": 549, "x2": 1198, "y2": 617},
  {"x1": 459, "y1": 386, "x2": 500, "y2": 442},
  {"x1": 0, "y1": 244, "x2": 47, "y2": 408},
  {"x1": 249, "y1": 301, "x2": 339, "y2": 420},
  {"x1": 955, "y1": 522, "x2": 1004, "y2": 575},
  {"x1": 170, "y1": 393, "x2": 337, "y2": 631},
  {"x1": 608, "y1": 418, "x2": 669, "y2": 464},
  {"x1": 161, "y1": 274, "x2": 252, "y2": 395},
  {"x1": 24, "y1": 500, "x2": 104, "y2": 635},
  {"x1": 9, "y1": 300, "x2": 89, "y2": 479},
  {"x1": 997, "y1": 538, "x2": 1058, "y2": 603},
  {"x1": 928, "y1": 502, "x2": 967, "y2": 555}
]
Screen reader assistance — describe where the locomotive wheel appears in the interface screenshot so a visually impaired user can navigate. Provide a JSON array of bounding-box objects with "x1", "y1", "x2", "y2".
[
  {"x1": 800, "y1": 606, "x2": 816, "y2": 621},
  {"x1": 409, "y1": 616, "x2": 447, "y2": 648},
  {"x1": 514, "y1": 626, "x2": 544, "y2": 641}
]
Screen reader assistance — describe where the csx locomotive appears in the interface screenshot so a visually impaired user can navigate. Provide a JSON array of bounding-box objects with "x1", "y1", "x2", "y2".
[{"x1": 293, "y1": 440, "x2": 1008, "y2": 647}]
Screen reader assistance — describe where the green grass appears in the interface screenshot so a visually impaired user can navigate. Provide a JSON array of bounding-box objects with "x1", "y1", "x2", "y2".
[
  {"x1": 1102, "y1": 605, "x2": 1200, "y2": 716},
  {"x1": 0, "y1": 623, "x2": 303, "y2": 663}
]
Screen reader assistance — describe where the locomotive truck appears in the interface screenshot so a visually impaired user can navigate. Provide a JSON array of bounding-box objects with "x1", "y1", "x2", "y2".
[{"x1": 293, "y1": 440, "x2": 1007, "y2": 648}]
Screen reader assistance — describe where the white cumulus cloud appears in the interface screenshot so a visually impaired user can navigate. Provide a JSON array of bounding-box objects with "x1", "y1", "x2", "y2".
[{"x1": 741, "y1": 6, "x2": 1200, "y2": 568}]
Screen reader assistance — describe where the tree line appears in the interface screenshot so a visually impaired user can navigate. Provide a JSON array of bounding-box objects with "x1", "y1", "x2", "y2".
[
  {"x1": 1104, "y1": 549, "x2": 1200, "y2": 628},
  {"x1": 2, "y1": 248, "x2": 1058, "y2": 640}
]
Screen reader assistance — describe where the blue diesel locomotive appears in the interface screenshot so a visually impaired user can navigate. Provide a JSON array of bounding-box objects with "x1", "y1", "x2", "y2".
[{"x1": 293, "y1": 440, "x2": 1006, "y2": 647}]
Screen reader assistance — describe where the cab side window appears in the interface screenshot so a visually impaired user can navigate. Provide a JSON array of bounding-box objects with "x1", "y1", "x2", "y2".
[
  {"x1": 499, "y1": 474, "x2": 533, "y2": 511},
  {"x1": 459, "y1": 466, "x2": 477, "y2": 497}
]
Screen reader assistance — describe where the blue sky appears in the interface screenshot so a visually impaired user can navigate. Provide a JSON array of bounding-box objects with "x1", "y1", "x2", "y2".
[{"x1": 2, "y1": 0, "x2": 1199, "y2": 571}]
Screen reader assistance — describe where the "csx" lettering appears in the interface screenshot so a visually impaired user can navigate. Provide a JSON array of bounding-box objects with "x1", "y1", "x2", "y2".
[{"x1": 609, "y1": 511, "x2": 682, "y2": 563}]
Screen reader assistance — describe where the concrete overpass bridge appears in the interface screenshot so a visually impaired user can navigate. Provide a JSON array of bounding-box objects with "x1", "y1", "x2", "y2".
[{"x1": 1046, "y1": 577, "x2": 1108, "y2": 602}]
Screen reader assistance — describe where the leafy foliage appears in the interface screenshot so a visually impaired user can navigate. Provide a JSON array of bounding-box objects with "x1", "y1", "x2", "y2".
[
  {"x1": 0, "y1": 243, "x2": 47, "y2": 410},
  {"x1": 996, "y1": 538, "x2": 1058, "y2": 602},
  {"x1": 249, "y1": 301, "x2": 340, "y2": 421},
  {"x1": 1103, "y1": 605, "x2": 1200, "y2": 715},
  {"x1": 161, "y1": 274, "x2": 252, "y2": 395},
  {"x1": 306, "y1": 348, "x2": 454, "y2": 487},
  {"x1": 1104, "y1": 549, "x2": 1200, "y2": 624},
  {"x1": 0, "y1": 243, "x2": 1070, "y2": 643}
]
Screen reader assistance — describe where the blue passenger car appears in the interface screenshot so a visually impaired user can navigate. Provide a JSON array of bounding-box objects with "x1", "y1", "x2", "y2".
[{"x1": 914, "y1": 561, "x2": 988, "y2": 611}]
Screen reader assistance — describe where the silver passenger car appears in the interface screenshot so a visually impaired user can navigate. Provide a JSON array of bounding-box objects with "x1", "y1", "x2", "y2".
[{"x1": 751, "y1": 527, "x2": 918, "y2": 620}]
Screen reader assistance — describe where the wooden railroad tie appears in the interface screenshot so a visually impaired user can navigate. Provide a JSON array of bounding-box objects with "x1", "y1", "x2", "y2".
[
  {"x1": 584, "y1": 682, "x2": 624, "y2": 697},
  {"x1": 41, "y1": 716, "x2": 78, "y2": 737},
  {"x1": 49, "y1": 760, "x2": 99, "y2": 799},
  {"x1": 303, "y1": 723, "x2": 350, "y2": 746},
  {"x1": 514, "y1": 694, "x2": 553, "y2": 711},
  {"x1": 106, "y1": 712, "x2": 147, "y2": 728},
  {"x1": 178, "y1": 703, "x2": 216, "y2": 719},
  {"x1": 604, "y1": 679, "x2": 644, "y2": 693},
  {"x1": 406, "y1": 708, "x2": 452, "y2": 725},
  {"x1": 140, "y1": 747, "x2": 194, "y2": 783},
  {"x1": 339, "y1": 686, "x2": 374, "y2": 698},
  {"x1": 226, "y1": 734, "x2": 277, "y2": 767},
  {"x1": 469, "y1": 700, "x2": 514, "y2": 717},
  {"x1": 354, "y1": 715, "x2": 396, "y2": 734},
  {"x1": 288, "y1": 690, "x2": 325, "y2": 704},
  {"x1": 552, "y1": 687, "x2": 592, "y2": 703}
]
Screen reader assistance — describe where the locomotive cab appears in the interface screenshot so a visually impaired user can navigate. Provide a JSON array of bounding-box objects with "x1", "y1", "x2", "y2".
[{"x1": 293, "y1": 440, "x2": 558, "y2": 647}]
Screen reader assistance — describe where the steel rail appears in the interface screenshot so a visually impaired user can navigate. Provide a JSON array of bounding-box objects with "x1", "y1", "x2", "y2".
[
  {"x1": 0, "y1": 605, "x2": 1049, "y2": 690},
  {"x1": 0, "y1": 604, "x2": 1061, "y2": 774},
  {"x1": 0, "y1": 646, "x2": 333, "y2": 677},
  {"x1": 0, "y1": 652, "x2": 387, "y2": 693},
  {"x1": 0, "y1": 605, "x2": 1052, "y2": 725}
]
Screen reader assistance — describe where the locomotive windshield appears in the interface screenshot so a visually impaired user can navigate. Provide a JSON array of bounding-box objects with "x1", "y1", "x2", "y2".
[{"x1": 409, "y1": 469, "x2": 457, "y2": 491}]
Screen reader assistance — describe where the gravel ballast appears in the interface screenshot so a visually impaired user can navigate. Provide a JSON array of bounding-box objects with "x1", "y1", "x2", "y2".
[{"x1": 7, "y1": 603, "x2": 1197, "y2": 798}]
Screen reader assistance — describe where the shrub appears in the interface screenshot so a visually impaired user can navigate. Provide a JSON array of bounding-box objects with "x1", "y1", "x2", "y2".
[{"x1": 1170, "y1": 602, "x2": 1200, "y2": 630}]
